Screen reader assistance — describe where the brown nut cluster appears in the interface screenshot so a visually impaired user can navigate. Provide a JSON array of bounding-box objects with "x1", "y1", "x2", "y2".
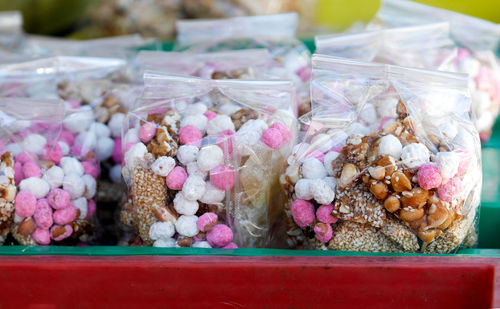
[
  {"x1": 144, "y1": 111, "x2": 180, "y2": 158},
  {"x1": 231, "y1": 108, "x2": 259, "y2": 131}
]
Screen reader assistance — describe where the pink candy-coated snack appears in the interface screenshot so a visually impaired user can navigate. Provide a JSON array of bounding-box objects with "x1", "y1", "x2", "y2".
[
  {"x1": 261, "y1": 128, "x2": 283, "y2": 150},
  {"x1": 210, "y1": 165, "x2": 235, "y2": 191},
  {"x1": 82, "y1": 161, "x2": 99, "y2": 179},
  {"x1": 204, "y1": 110, "x2": 217, "y2": 121},
  {"x1": 438, "y1": 177, "x2": 462, "y2": 202},
  {"x1": 47, "y1": 188, "x2": 71, "y2": 210},
  {"x1": 139, "y1": 122, "x2": 157, "y2": 143},
  {"x1": 222, "y1": 242, "x2": 238, "y2": 249},
  {"x1": 197, "y1": 212, "x2": 218, "y2": 232},
  {"x1": 50, "y1": 224, "x2": 73, "y2": 241},
  {"x1": 306, "y1": 150, "x2": 325, "y2": 163},
  {"x1": 86, "y1": 199, "x2": 96, "y2": 220},
  {"x1": 59, "y1": 130, "x2": 75, "y2": 146},
  {"x1": 330, "y1": 145, "x2": 343, "y2": 153},
  {"x1": 112, "y1": 137, "x2": 123, "y2": 164},
  {"x1": 291, "y1": 199, "x2": 315, "y2": 228},
  {"x1": 32, "y1": 228, "x2": 51, "y2": 245},
  {"x1": 316, "y1": 204, "x2": 338, "y2": 224},
  {"x1": 297, "y1": 66, "x2": 312, "y2": 82},
  {"x1": 314, "y1": 223, "x2": 333, "y2": 243},
  {"x1": 417, "y1": 164, "x2": 442, "y2": 190},
  {"x1": 166, "y1": 166, "x2": 188, "y2": 190},
  {"x1": 206, "y1": 224, "x2": 233, "y2": 248},
  {"x1": 53, "y1": 205, "x2": 77, "y2": 225},
  {"x1": 270, "y1": 122, "x2": 293, "y2": 143},
  {"x1": 216, "y1": 130, "x2": 235, "y2": 155},
  {"x1": 179, "y1": 125, "x2": 202, "y2": 147},
  {"x1": 456, "y1": 150, "x2": 472, "y2": 176},
  {"x1": 14, "y1": 161, "x2": 24, "y2": 185},
  {"x1": 70, "y1": 145, "x2": 82, "y2": 157},
  {"x1": 14, "y1": 190, "x2": 37, "y2": 218},
  {"x1": 22, "y1": 161, "x2": 42, "y2": 178},
  {"x1": 34, "y1": 199, "x2": 53, "y2": 229},
  {"x1": 42, "y1": 143, "x2": 63, "y2": 164},
  {"x1": 16, "y1": 152, "x2": 35, "y2": 164}
]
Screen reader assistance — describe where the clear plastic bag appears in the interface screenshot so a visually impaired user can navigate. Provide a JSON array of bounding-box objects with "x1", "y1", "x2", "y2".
[
  {"x1": 281, "y1": 54, "x2": 481, "y2": 253},
  {"x1": 0, "y1": 11, "x2": 24, "y2": 55},
  {"x1": 121, "y1": 72, "x2": 297, "y2": 248}
]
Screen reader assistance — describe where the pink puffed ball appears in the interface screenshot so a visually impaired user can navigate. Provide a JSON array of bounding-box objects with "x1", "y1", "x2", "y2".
[
  {"x1": 210, "y1": 165, "x2": 235, "y2": 191},
  {"x1": 291, "y1": 199, "x2": 315, "y2": 228},
  {"x1": 166, "y1": 166, "x2": 188, "y2": 190},
  {"x1": 204, "y1": 111, "x2": 217, "y2": 121},
  {"x1": 15, "y1": 190, "x2": 37, "y2": 218},
  {"x1": 47, "y1": 188, "x2": 71, "y2": 210},
  {"x1": 14, "y1": 161, "x2": 23, "y2": 185},
  {"x1": 179, "y1": 125, "x2": 202, "y2": 147},
  {"x1": 86, "y1": 199, "x2": 96, "y2": 220},
  {"x1": 50, "y1": 224, "x2": 73, "y2": 241},
  {"x1": 222, "y1": 242, "x2": 238, "y2": 249},
  {"x1": 59, "y1": 130, "x2": 75, "y2": 146},
  {"x1": 270, "y1": 122, "x2": 293, "y2": 143},
  {"x1": 22, "y1": 161, "x2": 42, "y2": 178},
  {"x1": 306, "y1": 150, "x2": 325, "y2": 163},
  {"x1": 139, "y1": 122, "x2": 157, "y2": 143},
  {"x1": 197, "y1": 212, "x2": 218, "y2": 232},
  {"x1": 316, "y1": 204, "x2": 337, "y2": 224},
  {"x1": 417, "y1": 164, "x2": 442, "y2": 190},
  {"x1": 216, "y1": 130, "x2": 235, "y2": 155},
  {"x1": 32, "y1": 228, "x2": 51, "y2": 245},
  {"x1": 456, "y1": 151, "x2": 472, "y2": 176},
  {"x1": 16, "y1": 152, "x2": 35, "y2": 164},
  {"x1": 206, "y1": 224, "x2": 233, "y2": 248},
  {"x1": 53, "y1": 205, "x2": 77, "y2": 225},
  {"x1": 82, "y1": 161, "x2": 99, "y2": 179},
  {"x1": 261, "y1": 128, "x2": 283, "y2": 150},
  {"x1": 33, "y1": 199, "x2": 53, "y2": 229},
  {"x1": 314, "y1": 223, "x2": 333, "y2": 243},
  {"x1": 42, "y1": 143, "x2": 63, "y2": 164},
  {"x1": 438, "y1": 177, "x2": 462, "y2": 202},
  {"x1": 70, "y1": 145, "x2": 82, "y2": 158},
  {"x1": 112, "y1": 138, "x2": 122, "y2": 164}
]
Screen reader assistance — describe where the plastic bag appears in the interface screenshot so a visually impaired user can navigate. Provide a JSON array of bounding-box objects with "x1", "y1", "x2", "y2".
[
  {"x1": 175, "y1": 13, "x2": 311, "y2": 116},
  {"x1": 0, "y1": 11, "x2": 24, "y2": 54},
  {"x1": 281, "y1": 54, "x2": 481, "y2": 253},
  {"x1": 121, "y1": 72, "x2": 297, "y2": 248},
  {"x1": 372, "y1": 0, "x2": 500, "y2": 142},
  {"x1": 0, "y1": 97, "x2": 99, "y2": 245}
]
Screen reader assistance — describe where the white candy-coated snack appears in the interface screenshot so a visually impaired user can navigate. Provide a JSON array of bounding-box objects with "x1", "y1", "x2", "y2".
[
  {"x1": 92, "y1": 122, "x2": 111, "y2": 138},
  {"x1": 197, "y1": 145, "x2": 223, "y2": 172},
  {"x1": 436, "y1": 152, "x2": 460, "y2": 182},
  {"x1": 58, "y1": 141, "x2": 70, "y2": 156},
  {"x1": 123, "y1": 127, "x2": 140, "y2": 145},
  {"x1": 311, "y1": 179, "x2": 335, "y2": 205},
  {"x1": 323, "y1": 151, "x2": 340, "y2": 176},
  {"x1": 19, "y1": 177, "x2": 50, "y2": 199},
  {"x1": 153, "y1": 238, "x2": 176, "y2": 248},
  {"x1": 149, "y1": 221, "x2": 175, "y2": 240},
  {"x1": 401, "y1": 143, "x2": 429, "y2": 169},
  {"x1": 43, "y1": 166, "x2": 64, "y2": 188},
  {"x1": 181, "y1": 114, "x2": 208, "y2": 132},
  {"x1": 60, "y1": 157, "x2": 84, "y2": 177},
  {"x1": 323, "y1": 177, "x2": 337, "y2": 192},
  {"x1": 235, "y1": 119, "x2": 268, "y2": 155},
  {"x1": 378, "y1": 134, "x2": 403, "y2": 159},
  {"x1": 63, "y1": 173, "x2": 86, "y2": 199},
  {"x1": 151, "y1": 156, "x2": 176, "y2": 177},
  {"x1": 4, "y1": 143, "x2": 22, "y2": 156},
  {"x1": 301, "y1": 158, "x2": 327, "y2": 179},
  {"x1": 96, "y1": 136, "x2": 114, "y2": 161},
  {"x1": 199, "y1": 182, "x2": 225, "y2": 204},
  {"x1": 182, "y1": 175, "x2": 206, "y2": 201},
  {"x1": 63, "y1": 108, "x2": 94, "y2": 133},
  {"x1": 183, "y1": 103, "x2": 208, "y2": 116},
  {"x1": 206, "y1": 115, "x2": 235, "y2": 136},
  {"x1": 82, "y1": 174, "x2": 97, "y2": 199},
  {"x1": 175, "y1": 215, "x2": 199, "y2": 237},
  {"x1": 294, "y1": 179, "x2": 313, "y2": 200},
  {"x1": 186, "y1": 161, "x2": 207, "y2": 179},
  {"x1": 22, "y1": 134, "x2": 47, "y2": 155},
  {"x1": 108, "y1": 113, "x2": 125, "y2": 138},
  {"x1": 218, "y1": 103, "x2": 241, "y2": 115},
  {"x1": 72, "y1": 197, "x2": 88, "y2": 219},
  {"x1": 174, "y1": 192, "x2": 199, "y2": 216},
  {"x1": 109, "y1": 164, "x2": 122, "y2": 183},
  {"x1": 177, "y1": 145, "x2": 199, "y2": 165},
  {"x1": 193, "y1": 241, "x2": 212, "y2": 248},
  {"x1": 75, "y1": 132, "x2": 97, "y2": 153},
  {"x1": 439, "y1": 122, "x2": 458, "y2": 140},
  {"x1": 311, "y1": 133, "x2": 335, "y2": 153},
  {"x1": 124, "y1": 142, "x2": 147, "y2": 169}
]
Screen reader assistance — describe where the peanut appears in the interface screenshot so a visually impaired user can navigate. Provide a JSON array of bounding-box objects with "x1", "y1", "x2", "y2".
[
  {"x1": 18, "y1": 218, "x2": 35, "y2": 236},
  {"x1": 370, "y1": 182, "x2": 389, "y2": 200},
  {"x1": 377, "y1": 156, "x2": 396, "y2": 176},
  {"x1": 401, "y1": 188, "x2": 429, "y2": 208},
  {"x1": 177, "y1": 237, "x2": 193, "y2": 247},
  {"x1": 384, "y1": 195, "x2": 401, "y2": 213},
  {"x1": 368, "y1": 166, "x2": 385, "y2": 180},
  {"x1": 391, "y1": 172, "x2": 412, "y2": 192},
  {"x1": 399, "y1": 207, "x2": 425, "y2": 222},
  {"x1": 418, "y1": 229, "x2": 442, "y2": 243},
  {"x1": 339, "y1": 163, "x2": 359, "y2": 187},
  {"x1": 427, "y1": 204, "x2": 449, "y2": 228}
]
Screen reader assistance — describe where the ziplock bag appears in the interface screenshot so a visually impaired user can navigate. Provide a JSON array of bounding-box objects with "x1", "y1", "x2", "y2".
[
  {"x1": 121, "y1": 72, "x2": 297, "y2": 248},
  {"x1": 281, "y1": 55, "x2": 481, "y2": 253}
]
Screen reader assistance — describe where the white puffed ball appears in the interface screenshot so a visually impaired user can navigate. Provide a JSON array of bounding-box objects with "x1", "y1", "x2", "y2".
[
  {"x1": 58, "y1": 141, "x2": 70, "y2": 156},
  {"x1": 96, "y1": 136, "x2": 114, "y2": 161},
  {"x1": 186, "y1": 162, "x2": 207, "y2": 179},
  {"x1": 235, "y1": 119, "x2": 268, "y2": 155},
  {"x1": 109, "y1": 164, "x2": 122, "y2": 183},
  {"x1": 19, "y1": 177, "x2": 50, "y2": 198},
  {"x1": 182, "y1": 175, "x2": 206, "y2": 201},
  {"x1": 197, "y1": 145, "x2": 224, "y2": 172},
  {"x1": 183, "y1": 103, "x2": 208, "y2": 116},
  {"x1": 153, "y1": 238, "x2": 176, "y2": 248},
  {"x1": 124, "y1": 142, "x2": 147, "y2": 169},
  {"x1": 192, "y1": 241, "x2": 212, "y2": 248},
  {"x1": 177, "y1": 145, "x2": 199, "y2": 165},
  {"x1": 401, "y1": 143, "x2": 429, "y2": 169},
  {"x1": 43, "y1": 166, "x2": 64, "y2": 188},
  {"x1": 151, "y1": 156, "x2": 176, "y2": 177},
  {"x1": 378, "y1": 134, "x2": 402, "y2": 159},
  {"x1": 174, "y1": 192, "x2": 199, "y2": 215},
  {"x1": 360, "y1": 104, "x2": 377, "y2": 124},
  {"x1": 63, "y1": 108, "x2": 94, "y2": 133},
  {"x1": 323, "y1": 151, "x2": 340, "y2": 176},
  {"x1": 75, "y1": 132, "x2": 97, "y2": 152},
  {"x1": 72, "y1": 197, "x2": 88, "y2": 219},
  {"x1": 199, "y1": 182, "x2": 225, "y2": 204},
  {"x1": 323, "y1": 177, "x2": 337, "y2": 192},
  {"x1": 82, "y1": 174, "x2": 97, "y2": 199},
  {"x1": 91, "y1": 122, "x2": 111, "y2": 138},
  {"x1": 294, "y1": 179, "x2": 313, "y2": 200},
  {"x1": 436, "y1": 152, "x2": 460, "y2": 182},
  {"x1": 108, "y1": 113, "x2": 125, "y2": 138},
  {"x1": 123, "y1": 127, "x2": 140, "y2": 145},
  {"x1": 22, "y1": 134, "x2": 47, "y2": 155},
  {"x1": 4, "y1": 143, "x2": 22, "y2": 156},
  {"x1": 60, "y1": 157, "x2": 84, "y2": 177},
  {"x1": 311, "y1": 179, "x2": 335, "y2": 205},
  {"x1": 149, "y1": 221, "x2": 175, "y2": 240},
  {"x1": 181, "y1": 115, "x2": 208, "y2": 133},
  {"x1": 439, "y1": 122, "x2": 458, "y2": 140},
  {"x1": 206, "y1": 115, "x2": 235, "y2": 136},
  {"x1": 175, "y1": 215, "x2": 199, "y2": 237},
  {"x1": 311, "y1": 134, "x2": 335, "y2": 153},
  {"x1": 218, "y1": 104, "x2": 241, "y2": 115},
  {"x1": 301, "y1": 158, "x2": 327, "y2": 179},
  {"x1": 63, "y1": 173, "x2": 86, "y2": 199}
]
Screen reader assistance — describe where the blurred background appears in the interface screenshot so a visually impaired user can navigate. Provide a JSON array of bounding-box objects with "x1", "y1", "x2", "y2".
[{"x1": 1, "y1": 0, "x2": 499, "y2": 40}]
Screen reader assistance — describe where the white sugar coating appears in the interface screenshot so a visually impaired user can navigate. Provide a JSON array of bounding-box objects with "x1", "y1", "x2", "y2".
[
  {"x1": 218, "y1": 103, "x2": 241, "y2": 115},
  {"x1": 124, "y1": 142, "x2": 147, "y2": 169},
  {"x1": 323, "y1": 151, "x2": 340, "y2": 176},
  {"x1": 378, "y1": 134, "x2": 403, "y2": 159},
  {"x1": 197, "y1": 145, "x2": 223, "y2": 172},
  {"x1": 311, "y1": 134, "x2": 335, "y2": 153},
  {"x1": 123, "y1": 127, "x2": 140, "y2": 145},
  {"x1": 206, "y1": 115, "x2": 235, "y2": 136},
  {"x1": 175, "y1": 215, "x2": 199, "y2": 237},
  {"x1": 4, "y1": 143, "x2": 22, "y2": 156},
  {"x1": 109, "y1": 164, "x2": 123, "y2": 183},
  {"x1": 193, "y1": 241, "x2": 212, "y2": 248},
  {"x1": 475, "y1": 112, "x2": 495, "y2": 133},
  {"x1": 151, "y1": 156, "x2": 176, "y2": 177},
  {"x1": 301, "y1": 158, "x2": 327, "y2": 179},
  {"x1": 72, "y1": 197, "x2": 88, "y2": 219},
  {"x1": 311, "y1": 179, "x2": 335, "y2": 205},
  {"x1": 183, "y1": 103, "x2": 208, "y2": 115},
  {"x1": 174, "y1": 192, "x2": 199, "y2": 216},
  {"x1": 186, "y1": 162, "x2": 207, "y2": 179},
  {"x1": 376, "y1": 97, "x2": 398, "y2": 118},
  {"x1": 199, "y1": 182, "x2": 225, "y2": 204},
  {"x1": 323, "y1": 177, "x2": 337, "y2": 192},
  {"x1": 436, "y1": 152, "x2": 460, "y2": 182},
  {"x1": 360, "y1": 104, "x2": 377, "y2": 124},
  {"x1": 177, "y1": 145, "x2": 199, "y2": 165},
  {"x1": 181, "y1": 114, "x2": 208, "y2": 132},
  {"x1": 58, "y1": 141, "x2": 70, "y2": 156},
  {"x1": 108, "y1": 113, "x2": 125, "y2": 138},
  {"x1": 43, "y1": 166, "x2": 64, "y2": 188},
  {"x1": 472, "y1": 90, "x2": 492, "y2": 114},
  {"x1": 294, "y1": 179, "x2": 313, "y2": 200},
  {"x1": 459, "y1": 57, "x2": 480, "y2": 77},
  {"x1": 149, "y1": 221, "x2": 175, "y2": 240},
  {"x1": 91, "y1": 122, "x2": 111, "y2": 138},
  {"x1": 82, "y1": 174, "x2": 97, "y2": 199},
  {"x1": 75, "y1": 131, "x2": 97, "y2": 152},
  {"x1": 22, "y1": 134, "x2": 47, "y2": 155},
  {"x1": 63, "y1": 108, "x2": 94, "y2": 133},
  {"x1": 182, "y1": 175, "x2": 206, "y2": 201},
  {"x1": 453, "y1": 128, "x2": 476, "y2": 151},
  {"x1": 401, "y1": 143, "x2": 429, "y2": 169},
  {"x1": 19, "y1": 177, "x2": 50, "y2": 199},
  {"x1": 60, "y1": 157, "x2": 84, "y2": 177},
  {"x1": 439, "y1": 122, "x2": 458, "y2": 140},
  {"x1": 153, "y1": 238, "x2": 176, "y2": 248},
  {"x1": 62, "y1": 173, "x2": 86, "y2": 199},
  {"x1": 96, "y1": 136, "x2": 114, "y2": 161}
]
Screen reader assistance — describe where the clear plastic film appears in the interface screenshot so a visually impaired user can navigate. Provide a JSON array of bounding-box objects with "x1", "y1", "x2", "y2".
[
  {"x1": 281, "y1": 54, "x2": 481, "y2": 253},
  {"x1": 121, "y1": 72, "x2": 297, "y2": 248},
  {"x1": 0, "y1": 11, "x2": 24, "y2": 55}
]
